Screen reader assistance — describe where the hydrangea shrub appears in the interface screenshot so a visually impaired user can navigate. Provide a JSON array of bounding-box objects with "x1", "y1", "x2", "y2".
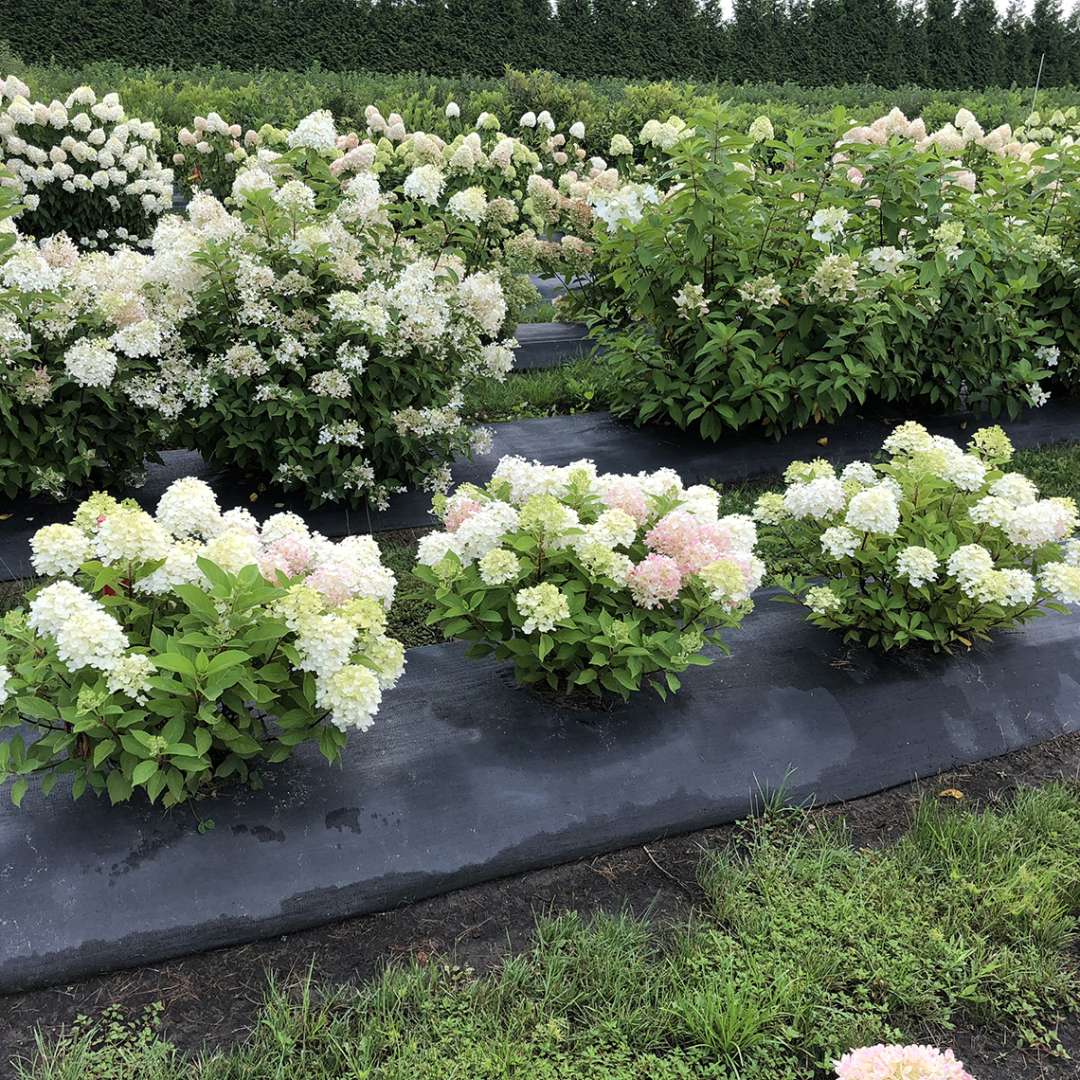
[
  {"x1": 166, "y1": 183, "x2": 513, "y2": 507},
  {"x1": 590, "y1": 106, "x2": 1079, "y2": 439},
  {"x1": 414, "y1": 457, "x2": 762, "y2": 700},
  {"x1": 0, "y1": 478, "x2": 404, "y2": 807},
  {"x1": 0, "y1": 176, "x2": 203, "y2": 499},
  {"x1": 759, "y1": 422, "x2": 1080, "y2": 651},
  {"x1": 0, "y1": 74, "x2": 173, "y2": 246}
]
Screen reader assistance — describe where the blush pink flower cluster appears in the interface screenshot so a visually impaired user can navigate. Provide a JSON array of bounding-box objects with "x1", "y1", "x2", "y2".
[
  {"x1": 834, "y1": 1044, "x2": 975, "y2": 1080},
  {"x1": 646, "y1": 509, "x2": 748, "y2": 575},
  {"x1": 626, "y1": 553, "x2": 684, "y2": 608}
]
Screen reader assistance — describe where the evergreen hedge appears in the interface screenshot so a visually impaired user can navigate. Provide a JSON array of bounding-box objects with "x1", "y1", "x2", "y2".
[{"x1": 2, "y1": 0, "x2": 1079, "y2": 89}]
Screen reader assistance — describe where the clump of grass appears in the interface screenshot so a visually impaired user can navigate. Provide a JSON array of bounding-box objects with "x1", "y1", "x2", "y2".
[
  {"x1": 18, "y1": 784, "x2": 1080, "y2": 1078},
  {"x1": 1015, "y1": 442, "x2": 1080, "y2": 504},
  {"x1": 0, "y1": 578, "x2": 31, "y2": 616},
  {"x1": 462, "y1": 355, "x2": 617, "y2": 422},
  {"x1": 378, "y1": 533, "x2": 439, "y2": 647}
]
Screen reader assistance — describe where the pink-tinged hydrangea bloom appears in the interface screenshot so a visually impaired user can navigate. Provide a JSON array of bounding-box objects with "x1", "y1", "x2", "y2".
[
  {"x1": 646, "y1": 509, "x2": 696, "y2": 549},
  {"x1": 600, "y1": 476, "x2": 650, "y2": 525},
  {"x1": 627, "y1": 553, "x2": 683, "y2": 609},
  {"x1": 259, "y1": 534, "x2": 312, "y2": 583},
  {"x1": 646, "y1": 510, "x2": 737, "y2": 575},
  {"x1": 834, "y1": 1043, "x2": 975, "y2": 1080},
  {"x1": 444, "y1": 496, "x2": 483, "y2": 533}
]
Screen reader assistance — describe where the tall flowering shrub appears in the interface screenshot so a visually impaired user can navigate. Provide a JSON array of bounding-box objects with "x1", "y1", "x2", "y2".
[
  {"x1": 163, "y1": 185, "x2": 512, "y2": 508},
  {"x1": 414, "y1": 457, "x2": 762, "y2": 700},
  {"x1": 758, "y1": 423, "x2": 1080, "y2": 651},
  {"x1": 0, "y1": 177, "x2": 204, "y2": 499},
  {"x1": 589, "y1": 107, "x2": 1079, "y2": 440},
  {"x1": 0, "y1": 478, "x2": 403, "y2": 807},
  {"x1": 0, "y1": 74, "x2": 173, "y2": 246}
]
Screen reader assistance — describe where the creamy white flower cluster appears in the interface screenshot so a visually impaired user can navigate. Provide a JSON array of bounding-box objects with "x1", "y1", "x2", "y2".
[
  {"x1": 0, "y1": 77, "x2": 174, "y2": 234},
  {"x1": 587, "y1": 180, "x2": 660, "y2": 233},
  {"x1": 757, "y1": 421, "x2": 1080, "y2": 619},
  {"x1": 419, "y1": 456, "x2": 763, "y2": 621},
  {"x1": 27, "y1": 477, "x2": 403, "y2": 731},
  {"x1": 639, "y1": 115, "x2": 694, "y2": 151}
]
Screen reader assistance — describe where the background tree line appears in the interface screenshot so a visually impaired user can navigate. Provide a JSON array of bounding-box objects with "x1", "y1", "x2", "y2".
[{"x1": 2, "y1": 0, "x2": 1078, "y2": 88}]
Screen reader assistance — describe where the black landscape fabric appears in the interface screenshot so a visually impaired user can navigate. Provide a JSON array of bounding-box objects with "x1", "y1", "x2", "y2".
[
  {"x1": 0, "y1": 400, "x2": 1077, "y2": 581},
  {"x1": 2, "y1": 600, "x2": 1078, "y2": 993}
]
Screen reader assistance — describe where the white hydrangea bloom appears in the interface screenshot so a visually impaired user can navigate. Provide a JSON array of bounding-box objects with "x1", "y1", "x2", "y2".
[
  {"x1": 316, "y1": 664, "x2": 383, "y2": 731},
  {"x1": 946, "y1": 544, "x2": 994, "y2": 587},
  {"x1": 896, "y1": 546, "x2": 939, "y2": 588},
  {"x1": 1039, "y1": 562, "x2": 1080, "y2": 604},
  {"x1": 94, "y1": 507, "x2": 171, "y2": 565},
  {"x1": 515, "y1": 582, "x2": 570, "y2": 634},
  {"x1": 63, "y1": 338, "x2": 118, "y2": 388},
  {"x1": 806, "y1": 585, "x2": 844, "y2": 615},
  {"x1": 845, "y1": 486, "x2": 899, "y2": 535},
  {"x1": 447, "y1": 186, "x2": 488, "y2": 224},
  {"x1": 478, "y1": 548, "x2": 520, "y2": 585},
  {"x1": 155, "y1": 477, "x2": 222, "y2": 539},
  {"x1": 287, "y1": 109, "x2": 337, "y2": 152},
  {"x1": 30, "y1": 524, "x2": 91, "y2": 577},
  {"x1": 821, "y1": 526, "x2": 859, "y2": 558},
  {"x1": 403, "y1": 163, "x2": 445, "y2": 205},
  {"x1": 783, "y1": 477, "x2": 847, "y2": 521}
]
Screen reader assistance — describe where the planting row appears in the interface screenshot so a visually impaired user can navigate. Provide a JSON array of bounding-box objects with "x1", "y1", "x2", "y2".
[
  {"x1": 1, "y1": 75, "x2": 1079, "y2": 508},
  {"x1": 10, "y1": 61, "x2": 1080, "y2": 162},
  {"x1": 2, "y1": 420, "x2": 1078, "y2": 809}
]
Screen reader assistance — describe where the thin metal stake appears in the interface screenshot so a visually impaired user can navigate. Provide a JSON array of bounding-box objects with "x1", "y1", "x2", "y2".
[{"x1": 1030, "y1": 52, "x2": 1046, "y2": 117}]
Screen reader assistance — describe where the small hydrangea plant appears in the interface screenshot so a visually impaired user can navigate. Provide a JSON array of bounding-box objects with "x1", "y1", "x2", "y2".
[
  {"x1": 414, "y1": 456, "x2": 763, "y2": 700},
  {"x1": 760, "y1": 422, "x2": 1080, "y2": 651},
  {"x1": 0, "y1": 478, "x2": 404, "y2": 807}
]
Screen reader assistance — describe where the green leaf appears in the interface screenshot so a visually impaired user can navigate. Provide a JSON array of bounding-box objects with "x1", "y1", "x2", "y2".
[
  {"x1": 207, "y1": 650, "x2": 251, "y2": 676},
  {"x1": 106, "y1": 770, "x2": 133, "y2": 805},
  {"x1": 131, "y1": 760, "x2": 159, "y2": 786},
  {"x1": 16, "y1": 696, "x2": 58, "y2": 721},
  {"x1": 93, "y1": 739, "x2": 116, "y2": 768},
  {"x1": 10, "y1": 777, "x2": 28, "y2": 808},
  {"x1": 173, "y1": 585, "x2": 219, "y2": 621},
  {"x1": 154, "y1": 652, "x2": 196, "y2": 677},
  {"x1": 161, "y1": 716, "x2": 186, "y2": 745}
]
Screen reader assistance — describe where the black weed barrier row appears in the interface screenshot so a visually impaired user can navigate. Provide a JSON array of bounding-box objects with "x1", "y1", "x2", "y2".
[
  {"x1": 1, "y1": 598, "x2": 1078, "y2": 993},
  {"x1": 0, "y1": 401, "x2": 1077, "y2": 582}
]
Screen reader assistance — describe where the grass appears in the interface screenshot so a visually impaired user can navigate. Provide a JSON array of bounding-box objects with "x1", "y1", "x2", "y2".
[
  {"x1": 462, "y1": 355, "x2": 616, "y2": 422},
  {"x1": 15, "y1": 782, "x2": 1080, "y2": 1078},
  {"x1": 1014, "y1": 441, "x2": 1080, "y2": 503}
]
